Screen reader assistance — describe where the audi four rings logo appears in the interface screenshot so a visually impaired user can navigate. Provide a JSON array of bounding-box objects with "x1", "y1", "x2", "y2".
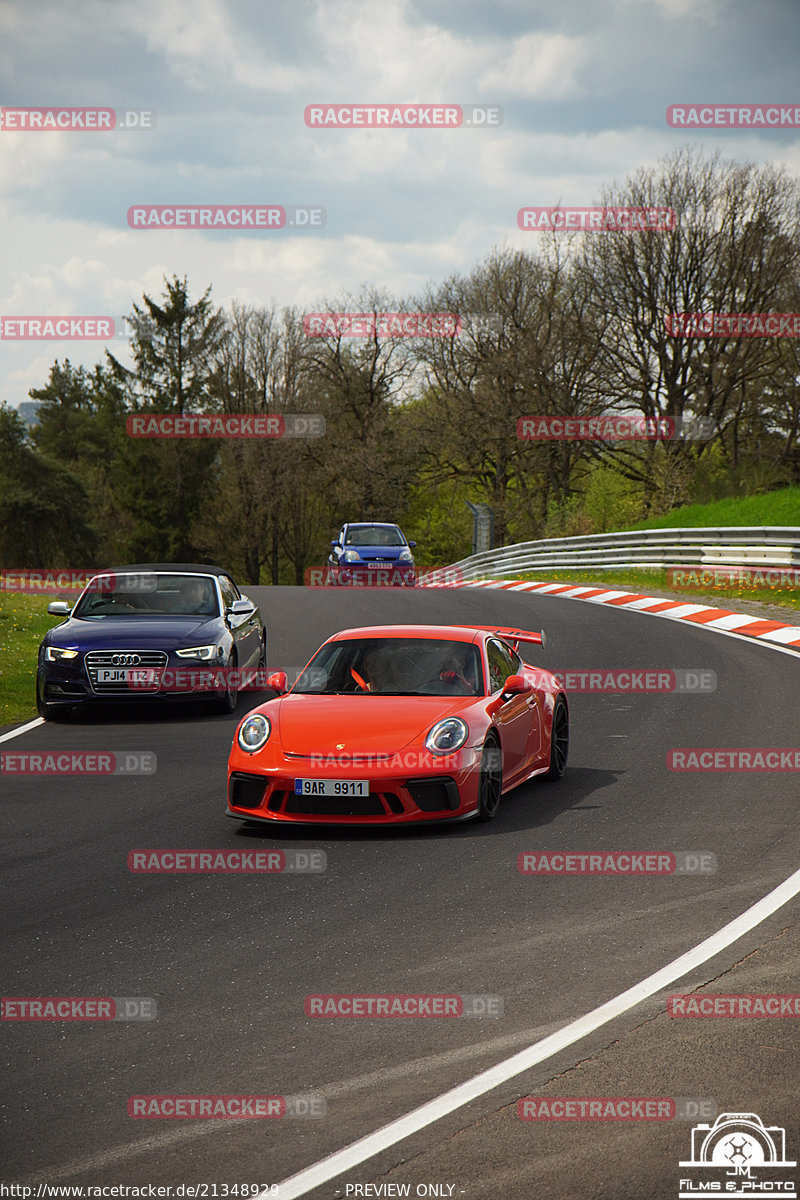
[{"x1": 111, "y1": 654, "x2": 141, "y2": 666}]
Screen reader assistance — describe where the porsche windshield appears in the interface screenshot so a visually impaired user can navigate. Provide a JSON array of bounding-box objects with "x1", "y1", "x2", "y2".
[
  {"x1": 293, "y1": 638, "x2": 483, "y2": 696},
  {"x1": 72, "y1": 574, "x2": 221, "y2": 619}
]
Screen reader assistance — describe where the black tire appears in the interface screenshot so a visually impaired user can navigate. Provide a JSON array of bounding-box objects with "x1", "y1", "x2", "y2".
[
  {"x1": 545, "y1": 696, "x2": 569, "y2": 779},
  {"x1": 476, "y1": 736, "x2": 503, "y2": 822},
  {"x1": 36, "y1": 675, "x2": 70, "y2": 721},
  {"x1": 215, "y1": 654, "x2": 239, "y2": 714}
]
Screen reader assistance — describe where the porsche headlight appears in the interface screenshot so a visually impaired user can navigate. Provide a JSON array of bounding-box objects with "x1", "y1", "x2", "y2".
[
  {"x1": 341, "y1": 550, "x2": 361, "y2": 563},
  {"x1": 425, "y1": 717, "x2": 468, "y2": 754},
  {"x1": 45, "y1": 647, "x2": 78, "y2": 662},
  {"x1": 176, "y1": 645, "x2": 221, "y2": 660},
  {"x1": 237, "y1": 714, "x2": 271, "y2": 753}
]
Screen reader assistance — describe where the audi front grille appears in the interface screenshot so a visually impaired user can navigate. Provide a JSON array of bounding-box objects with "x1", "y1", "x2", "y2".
[{"x1": 85, "y1": 650, "x2": 169, "y2": 694}]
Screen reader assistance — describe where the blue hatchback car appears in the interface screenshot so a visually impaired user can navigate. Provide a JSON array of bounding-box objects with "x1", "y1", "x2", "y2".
[
  {"x1": 36, "y1": 564, "x2": 265, "y2": 719},
  {"x1": 327, "y1": 523, "x2": 416, "y2": 586}
]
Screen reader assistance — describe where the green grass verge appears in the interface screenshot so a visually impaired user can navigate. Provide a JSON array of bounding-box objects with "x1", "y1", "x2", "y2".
[
  {"x1": 0, "y1": 593, "x2": 60, "y2": 726},
  {"x1": 626, "y1": 487, "x2": 800, "y2": 530},
  {"x1": 506, "y1": 567, "x2": 800, "y2": 614}
]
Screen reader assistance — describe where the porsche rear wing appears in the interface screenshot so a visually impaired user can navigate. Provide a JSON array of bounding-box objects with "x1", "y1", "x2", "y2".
[{"x1": 455, "y1": 625, "x2": 547, "y2": 651}]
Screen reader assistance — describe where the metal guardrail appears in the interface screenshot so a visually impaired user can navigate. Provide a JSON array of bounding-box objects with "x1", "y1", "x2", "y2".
[{"x1": 420, "y1": 527, "x2": 800, "y2": 584}]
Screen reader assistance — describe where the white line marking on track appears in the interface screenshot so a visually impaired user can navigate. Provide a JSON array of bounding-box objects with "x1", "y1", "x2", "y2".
[
  {"x1": 20, "y1": 1022, "x2": 567, "y2": 1184},
  {"x1": 0, "y1": 718, "x2": 44, "y2": 744},
  {"x1": 271, "y1": 863, "x2": 800, "y2": 1199}
]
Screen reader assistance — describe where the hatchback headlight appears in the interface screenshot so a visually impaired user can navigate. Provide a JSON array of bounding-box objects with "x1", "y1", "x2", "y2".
[
  {"x1": 425, "y1": 717, "x2": 468, "y2": 754},
  {"x1": 238, "y1": 714, "x2": 271, "y2": 753},
  {"x1": 341, "y1": 550, "x2": 361, "y2": 563},
  {"x1": 45, "y1": 647, "x2": 78, "y2": 662},
  {"x1": 398, "y1": 549, "x2": 414, "y2": 563}
]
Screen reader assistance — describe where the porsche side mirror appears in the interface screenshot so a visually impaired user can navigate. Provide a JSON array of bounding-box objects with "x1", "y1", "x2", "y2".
[
  {"x1": 266, "y1": 670, "x2": 288, "y2": 695},
  {"x1": 502, "y1": 674, "x2": 533, "y2": 697}
]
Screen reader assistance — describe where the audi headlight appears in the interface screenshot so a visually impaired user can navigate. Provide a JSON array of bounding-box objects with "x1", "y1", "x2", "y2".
[
  {"x1": 45, "y1": 647, "x2": 78, "y2": 662},
  {"x1": 176, "y1": 645, "x2": 221, "y2": 660},
  {"x1": 341, "y1": 550, "x2": 361, "y2": 563},
  {"x1": 238, "y1": 714, "x2": 271, "y2": 753},
  {"x1": 398, "y1": 549, "x2": 414, "y2": 563},
  {"x1": 425, "y1": 717, "x2": 468, "y2": 754}
]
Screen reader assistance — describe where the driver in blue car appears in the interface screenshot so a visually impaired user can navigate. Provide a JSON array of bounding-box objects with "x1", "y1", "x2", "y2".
[{"x1": 177, "y1": 577, "x2": 217, "y2": 615}]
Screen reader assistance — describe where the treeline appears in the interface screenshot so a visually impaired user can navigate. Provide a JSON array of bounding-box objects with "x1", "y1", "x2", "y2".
[{"x1": 2, "y1": 148, "x2": 800, "y2": 583}]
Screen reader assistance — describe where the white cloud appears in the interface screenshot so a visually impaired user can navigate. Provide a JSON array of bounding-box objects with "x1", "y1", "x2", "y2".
[
  {"x1": 479, "y1": 33, "x2": 590, "y2": 100},
  {"x1": 313, "y1": 0, "x2": 486, "y2": 94},
  {"x1": 117, "y1": 0, "x2": 303, "y2": 92}
]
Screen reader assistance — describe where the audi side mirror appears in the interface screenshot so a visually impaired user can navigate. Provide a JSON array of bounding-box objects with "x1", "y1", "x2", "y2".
[{"x1": 47, "y1": 601, "x2": 71, "y2": 616}]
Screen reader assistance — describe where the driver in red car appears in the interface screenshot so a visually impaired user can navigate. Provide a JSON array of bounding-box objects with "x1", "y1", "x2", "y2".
[
  {"x1": 351, "y1": 646, "x2": 396, "y2": 692},
  {"x1": 439, "y1": 645, "x2": 476, "y2": 694}
]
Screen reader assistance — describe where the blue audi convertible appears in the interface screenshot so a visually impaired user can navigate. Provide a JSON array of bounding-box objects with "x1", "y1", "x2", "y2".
[{"x1": 36, "y1": 564, "x2": 265, "y2": 720}]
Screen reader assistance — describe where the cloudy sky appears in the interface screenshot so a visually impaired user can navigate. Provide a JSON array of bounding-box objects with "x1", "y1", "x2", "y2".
[{"x1": 1, "y1": 0, "x2": 799, "y2": 408}]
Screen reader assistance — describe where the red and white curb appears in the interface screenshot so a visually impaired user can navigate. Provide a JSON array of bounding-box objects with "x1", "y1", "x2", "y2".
[{"x1": 421, "y1": 578, "x2": 800, "y2": 651}]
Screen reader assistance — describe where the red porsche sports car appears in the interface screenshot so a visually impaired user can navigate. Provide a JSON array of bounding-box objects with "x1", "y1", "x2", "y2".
[{"x1": 226, "y1": 624, "x2": 568, "y2": 827}]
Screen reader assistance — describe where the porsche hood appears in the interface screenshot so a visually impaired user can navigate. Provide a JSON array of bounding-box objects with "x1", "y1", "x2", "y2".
[{"x1": 274, "y1": 694, "x2": 471, "y2": 756}]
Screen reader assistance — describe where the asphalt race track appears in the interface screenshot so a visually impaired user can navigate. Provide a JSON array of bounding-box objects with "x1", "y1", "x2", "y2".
[{"x1": 2, "y1": 585, "x2": 799, "y2": 1199}]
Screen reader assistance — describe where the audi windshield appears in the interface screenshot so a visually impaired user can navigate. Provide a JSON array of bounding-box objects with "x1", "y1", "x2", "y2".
[{"x1": 72, "y1": 573, "x2": 221, "y2": 619}]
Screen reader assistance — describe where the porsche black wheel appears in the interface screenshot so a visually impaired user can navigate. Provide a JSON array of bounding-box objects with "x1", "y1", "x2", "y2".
[
  {"x1": 545, "y1": 696, "x2": 569, "y2": 779},
  {"x1": 476, "y1": 736, "x2": 503, "y2": 822}
]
